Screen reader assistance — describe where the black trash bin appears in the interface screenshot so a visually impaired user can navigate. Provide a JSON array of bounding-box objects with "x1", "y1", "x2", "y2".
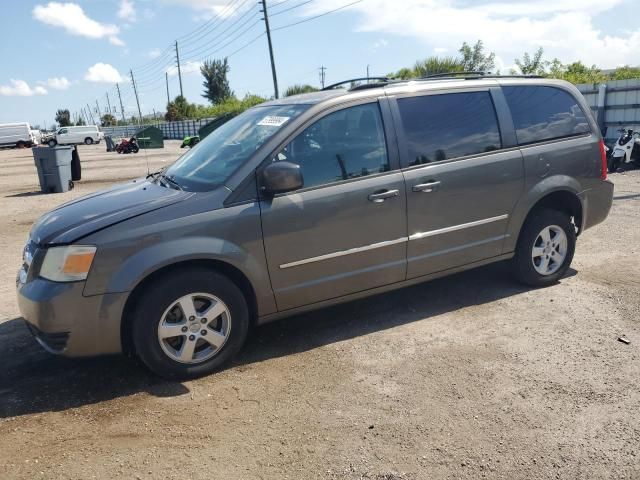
[
  {"x1": 32, "y1": 146, "x2": 74, "y2": 193},
  {"x1": 71, "y1": 146, "x2": 81, "y2": 181},
  {"x1": 105, "y1": 135, "x2": 116, "y2": 152}
]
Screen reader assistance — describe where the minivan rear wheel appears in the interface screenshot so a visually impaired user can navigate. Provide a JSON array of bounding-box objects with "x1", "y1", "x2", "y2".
[
  {"x1": 131, "y1": 268, "x2": 249, "y2": 380},
  {"x1": 511, "y1": 208, "x2": 576, "y2": 287}
]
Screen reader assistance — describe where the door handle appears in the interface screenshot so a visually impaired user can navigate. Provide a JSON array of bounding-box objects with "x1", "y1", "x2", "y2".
[
  {"x1": 368, "y1": 189, "x2": 399, "y2": 203},
  {"x1": 412, "y1": 181, "x2": 441, "y2": 193}
]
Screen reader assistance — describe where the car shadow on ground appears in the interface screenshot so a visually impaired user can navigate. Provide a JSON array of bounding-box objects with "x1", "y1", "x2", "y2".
[
  {"x1": 0, "y1": 262, "x2": 575, "y2": 419},
  {"x1": 4, "y1": 191, "x2": 43, "y2": 198}
]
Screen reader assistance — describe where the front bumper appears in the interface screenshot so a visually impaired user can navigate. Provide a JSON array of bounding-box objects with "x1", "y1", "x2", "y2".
[{"x1": 17, "y1": 276, "x2": 128, "y2": 357}]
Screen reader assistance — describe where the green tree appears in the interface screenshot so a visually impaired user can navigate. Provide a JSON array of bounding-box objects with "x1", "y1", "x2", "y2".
[
  {"x1": 514, "y1": 47, "x2": 547, "y2": 75},
  {"x1": 100, "y1": 113, "x2": 116, "y2": 126},
  {"x1": 459, "y1": 40, "x2": 495, "y2": 72},
  {"x1": 611, "y1": 65, "x2": 640, "y2": 80},
  {"x1": 201, "y1": 58, "x2": 233, "y2": 104},
  {"x1": 545, "y1": 60, "x2": 606, "y2": 84},
  {"x1": 55, "y1": 109, "x2": 71, "y2": 127},
  {"x1": 413, "y1": 56, "x2": 464, "y2": 77},
  {"x1": 284, "y1": 84, "x2": 319, "y2": 97},
  {"x1": 75, "y1": 117, "x2": 86, "y2": 126},
  {"x1": 165, "y1": 95, "x2": 198, "y2": 121},
  {"x1": 387, "y1": 67, "x2": 414, "y2": 80}
]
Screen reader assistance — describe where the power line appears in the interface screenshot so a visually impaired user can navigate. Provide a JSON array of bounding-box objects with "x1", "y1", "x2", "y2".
[
  {"x1": 271, "y1": 0, "x2": 362, "y2": 31},
  {"x1": 182, "y1": 20, "x2": 262, "y2": 64},
  {"x1": 176, "y1": 0, "x2": 243, "y2": 42},
  {"x1": 181, "y1": 4, "x2": 259, "y2": 58},
  {"x1": 179, "y1": 0, "x2": 252, "y2": 49},
  {"x1": 270, "y1": 0, "x2": 314, "y2": 16}
]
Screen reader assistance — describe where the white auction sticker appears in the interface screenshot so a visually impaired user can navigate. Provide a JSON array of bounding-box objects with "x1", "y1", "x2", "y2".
[{"x1": 258, "y1": 116, "x2": 290, "y2": 127}]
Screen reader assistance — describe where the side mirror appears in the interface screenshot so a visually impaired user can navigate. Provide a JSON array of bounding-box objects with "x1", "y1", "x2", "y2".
[{"x1": 261, "y1": 161, "x2": 303, "y2": 195}]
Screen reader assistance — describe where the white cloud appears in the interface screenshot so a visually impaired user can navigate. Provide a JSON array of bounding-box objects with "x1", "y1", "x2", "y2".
[
  {"x1": 118, "y1": 0, "x2": 135, "y2": 20},
  {"x1": 303, "y1": 0, "x2": 640, "y2": 69},
  {"x1": 167, "y1": 60, "x2": 202, "y2": 77},
  {"x1": 0, "y1": 79, "x2": 48, "y2": 97},
  {"x1": 148, "y1": 48, "x2": 162, "y2": 58},
  {"x1": 373, "y1": 39, "x2": 388, "y2": 49},
  {"x1": 161, "y1": 0, "x2": 245, "y2": 19},
  {"x1": 85, "y1": 63, "x2": 124, "y2": 83},
  {"x1": 39, "y1": 77, "x2": 70, "y2": 90},
  {"x1": 33, "y1": 2, "x2": 124, "y2": 47}
]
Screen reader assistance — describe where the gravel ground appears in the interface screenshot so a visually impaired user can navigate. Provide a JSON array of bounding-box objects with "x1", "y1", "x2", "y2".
[{"x1": 0, "y1": 143, "x2": 638, "y2": 480}]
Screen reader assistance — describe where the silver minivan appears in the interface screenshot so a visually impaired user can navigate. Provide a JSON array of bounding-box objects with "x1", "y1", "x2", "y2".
[{"x1": 17, "y1": 76, "x2": 614, "y2": 379}]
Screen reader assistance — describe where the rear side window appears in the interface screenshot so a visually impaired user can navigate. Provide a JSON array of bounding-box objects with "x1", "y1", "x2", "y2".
[
  {"x1": 397, "y1": 91, "x2": 502, "y2": 167},
  {"x1": 503, "y1": 86, "x2": 591, "y2": 145}
]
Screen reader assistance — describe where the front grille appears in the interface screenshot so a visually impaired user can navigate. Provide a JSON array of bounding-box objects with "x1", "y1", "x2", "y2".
[{"x1": 25, "y1": 323, "x2": 70, "y2": 354}]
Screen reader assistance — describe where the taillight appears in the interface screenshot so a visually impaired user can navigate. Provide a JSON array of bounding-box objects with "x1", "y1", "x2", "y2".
[{"x1": 599, "y1": 139, "x2": 607, "y2": 180}]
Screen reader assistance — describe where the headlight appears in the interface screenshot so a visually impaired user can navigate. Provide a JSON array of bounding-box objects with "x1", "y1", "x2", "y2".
[{"x1": 40, "y1": 245, "x2": 97, "y2": 282}]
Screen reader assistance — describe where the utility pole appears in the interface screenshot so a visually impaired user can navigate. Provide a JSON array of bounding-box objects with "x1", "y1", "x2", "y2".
[
  {"x1": 175, "y1": 40, "x2": 184, "y2": 98},
  {"x1": 319, "y1": 66, "x2": 327, "y2": 88},
  {"x1": 165, "y1": 72, "x2": 171, "y2": 105},
  {"x1": 260, "y1": 0, "x2": 279, "y2": 99},
  {"x1": 366, "y1": 65, "x2": 370, "y2": 83},
  {"x1": 86, "y1": 103, "x2": 96, "y2": 124},
  {"x1": 130, "y1": 69, "x2": 143, "y2": 124},
  {"x1": 95, "y1": 100, "x2": 102, "y2": 123},
  {"x1": 116, "y1": 83, "x2": 126, "y2": 124}
]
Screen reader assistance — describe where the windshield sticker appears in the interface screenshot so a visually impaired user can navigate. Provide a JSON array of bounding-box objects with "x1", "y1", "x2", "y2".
[{"x1": 258, "y1": 116, "x2": 290, "y2": 127}]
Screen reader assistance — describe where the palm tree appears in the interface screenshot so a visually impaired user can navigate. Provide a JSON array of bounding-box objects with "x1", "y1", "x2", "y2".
[{"x1": 284, "y1": 84, "x2": 319, "y2": 97}]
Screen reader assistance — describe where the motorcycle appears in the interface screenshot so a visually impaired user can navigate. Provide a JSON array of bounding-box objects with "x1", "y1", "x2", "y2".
[
  {"x1": 608, "y1": 128, "x2": 640, "y2": 172},
  {"x1": 116, "y1": 136, "x2": 140, "y2": 154},
  {"x1": 180, "y1": 135, "x2": 200, "y2": 148}
]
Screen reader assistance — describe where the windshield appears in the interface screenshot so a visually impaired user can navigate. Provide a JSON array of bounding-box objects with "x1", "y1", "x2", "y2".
[{"x1": 164, "y1": 104, "x2": 309, "y2": 191}]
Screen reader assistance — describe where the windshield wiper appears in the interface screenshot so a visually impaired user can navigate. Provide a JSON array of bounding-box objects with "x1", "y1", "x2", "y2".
[
  {"x1": 146, "y1": 167, "x2": 166, "y2": 180},
  {"x1": 160, "y1": 173, "x2": 183, "y2": 191}
]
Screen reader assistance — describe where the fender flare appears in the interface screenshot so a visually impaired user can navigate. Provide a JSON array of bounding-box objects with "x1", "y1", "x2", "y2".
[{"x1": 503, "y1": 175, "x2": 584, "y2": 253}]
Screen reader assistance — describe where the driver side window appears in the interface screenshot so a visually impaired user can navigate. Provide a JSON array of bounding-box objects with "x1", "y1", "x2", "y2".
[{"x1": 276, "y1": 102, "x2": 389, "y2": 189}]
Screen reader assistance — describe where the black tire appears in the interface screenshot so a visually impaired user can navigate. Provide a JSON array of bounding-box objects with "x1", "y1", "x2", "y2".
[
  {"x1": 48, "y1": 139, "x2": 57, "y2": 148},
  {"x1": 84, "y1": 137, "x2": 93, "y2": 145},
  {"x1": 15, "y1": 141, "x2": 26, "y2": 149},
  {"x1": 131, "y1": 145, "x2": 139, "y2": 153},
  {"x1": 511, "y1": 208, "x2": 576, "y2": 287},
  {"x1": 132, "y1": 268, "x2": 249, "y2": 380},
  {"x1": 608, "y1": 156, "x2": 620, "y2": 173}
]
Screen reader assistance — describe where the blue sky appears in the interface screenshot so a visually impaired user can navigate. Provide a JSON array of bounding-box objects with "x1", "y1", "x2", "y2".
[{"x1": 1, "y1": 0, "x2": 638, "y2": 127}]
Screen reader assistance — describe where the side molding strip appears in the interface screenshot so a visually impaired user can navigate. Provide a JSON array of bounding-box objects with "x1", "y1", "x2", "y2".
[
  {"x1": 409, "y1": 214, "x2": 509, "y2": 241},
  {"x1": 279, "y1": 214, "x2": 509, "y2": 269},
  {"x1": 279, "y1": 237, "x2": 408, "y2": 269}
]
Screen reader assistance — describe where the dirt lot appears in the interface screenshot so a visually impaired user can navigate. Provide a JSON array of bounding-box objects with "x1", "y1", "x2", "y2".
[{"x1": 0, "y1": 143, "x2": 638, "y2": 480}]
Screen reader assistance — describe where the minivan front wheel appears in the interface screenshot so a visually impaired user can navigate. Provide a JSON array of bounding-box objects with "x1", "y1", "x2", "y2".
[
  {"x1": 84, "y1": 137, "x2": 94, "y2": 145},
  {"x1": 132, "y1": 268, "x2": 249, "y2": 380},
  {"x1": 512, "y1": 209, "x2": 576, "y2": 287}
]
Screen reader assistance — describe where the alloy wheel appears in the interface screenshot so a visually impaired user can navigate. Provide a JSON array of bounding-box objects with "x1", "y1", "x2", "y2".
[
  {"x1": 531, "y1": 225, "x2": 568, "y2": 276},
  {"x1": 157, "y1": 293, "x2": 231, "y2": 364}
]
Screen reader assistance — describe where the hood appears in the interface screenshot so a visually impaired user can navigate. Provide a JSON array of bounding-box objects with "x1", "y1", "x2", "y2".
[{"x1": 31, "y1": 179, "x2": 192, "y2": 245}]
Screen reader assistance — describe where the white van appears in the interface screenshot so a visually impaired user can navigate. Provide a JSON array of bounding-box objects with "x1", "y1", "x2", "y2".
[
  {"x1": 0, "y1": 122, "x2": 37, "y2": 148},
  {"x1": 50, "y1": 125, "x2": 104, "y2": 147}
]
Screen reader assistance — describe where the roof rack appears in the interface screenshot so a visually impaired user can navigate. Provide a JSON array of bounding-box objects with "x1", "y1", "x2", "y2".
[
  {"x1": 322, "y1": 77, "x2": 391, "y2": 91},
  {"x1": 421, "y1": 71, "x2": 486, "y2": 78},
  {"x1": 321, "y1": 73, "x2": 546, "y2": 93}
]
